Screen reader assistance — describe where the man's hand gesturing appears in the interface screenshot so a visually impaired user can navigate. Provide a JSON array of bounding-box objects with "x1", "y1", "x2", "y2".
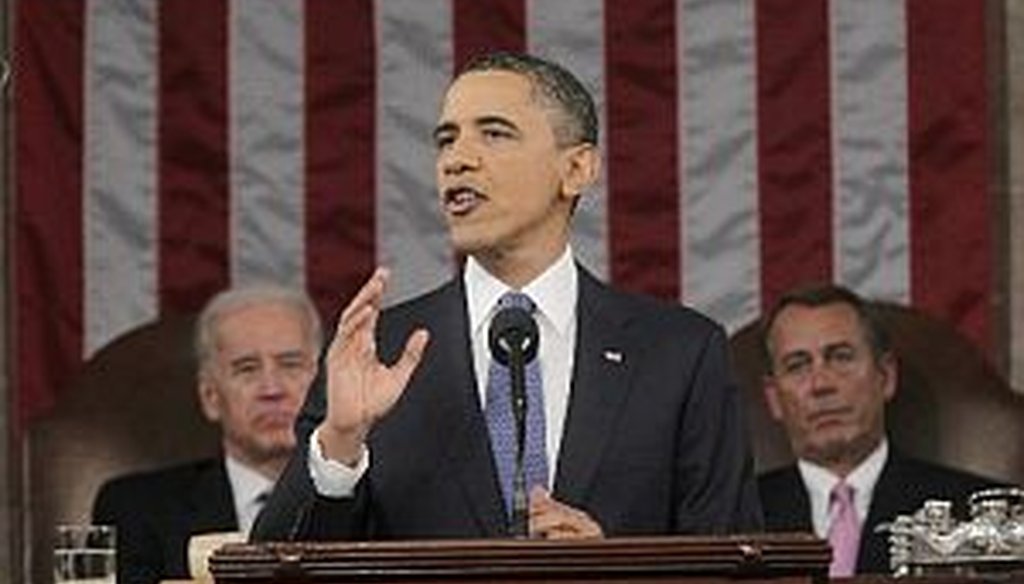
[{"x1": 317, "y1": 268, "x2": 430, "y2": 466}]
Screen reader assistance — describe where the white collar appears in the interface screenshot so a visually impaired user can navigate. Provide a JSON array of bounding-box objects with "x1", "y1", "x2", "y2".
[
  {"x1": 224, "y1": 455, "x2": 274, "y2": 510},
  {"x1": 798, "y1": 438, "x2": 888, "y2": 521},
  {"x1": 464, "y1": 246, "x2": 577, "y2": 339}
]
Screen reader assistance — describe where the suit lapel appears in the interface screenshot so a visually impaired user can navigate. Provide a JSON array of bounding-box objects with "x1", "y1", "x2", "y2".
[
  {"x1": 764, "y1": 467, "x2": 814, "y2": 532},
  {"x1": 553, "y1": 270, "x2": 634, "y2": 506},
  {"x1": 186, "y1": 460, "x2": 238, "y2": 534},
  {"x1": 426, "y1": 280, "x2": 507, "y2": 535},
  {"x1": 858, "y1": 454, "x2": 905, "y2": 572}
]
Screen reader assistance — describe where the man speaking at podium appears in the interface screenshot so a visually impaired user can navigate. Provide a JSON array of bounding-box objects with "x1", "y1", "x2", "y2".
[{"x1": 253, "y1": 51, "x2": 762, "y2": 541}]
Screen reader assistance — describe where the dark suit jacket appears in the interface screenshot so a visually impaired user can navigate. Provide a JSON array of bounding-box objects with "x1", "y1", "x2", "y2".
[
  {"x1": 253, "y1": 267, "x2": 762, "y2": 541},
  {"x1": 92, "y1": 458, "x2": 237, "y2": 584},
  {"x1": 758, "y1": 449, "x2": 1000, "y2": 573}
]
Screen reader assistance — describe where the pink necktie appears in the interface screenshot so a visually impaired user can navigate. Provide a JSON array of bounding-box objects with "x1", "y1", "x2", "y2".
[{"x1": 828, "y1": 481, "x2": 861, "y2": 577}]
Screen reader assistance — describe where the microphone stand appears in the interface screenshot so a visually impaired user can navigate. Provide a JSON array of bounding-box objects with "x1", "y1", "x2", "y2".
[
  {"x1": 508, "y1": 337, "x2": 529, "y2": 538},
  {"x1": 489, "y1": 305, "x2": 539, "y2": 539}
]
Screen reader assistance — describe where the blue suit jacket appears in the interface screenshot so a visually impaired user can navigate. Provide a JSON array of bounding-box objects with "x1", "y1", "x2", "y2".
[{"x1": 253, "y1": 267, "x2": 762, "y2": 540}]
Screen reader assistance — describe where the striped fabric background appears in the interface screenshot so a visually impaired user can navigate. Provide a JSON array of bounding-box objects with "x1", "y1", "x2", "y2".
[{"x1": 13, "y1": 0, "x2": 998, "y2": 427}]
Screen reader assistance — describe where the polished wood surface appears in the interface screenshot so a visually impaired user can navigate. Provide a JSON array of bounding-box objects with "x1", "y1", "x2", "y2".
[{"x1": 211, "y1": 534, "x2": 830, "y2": 583}]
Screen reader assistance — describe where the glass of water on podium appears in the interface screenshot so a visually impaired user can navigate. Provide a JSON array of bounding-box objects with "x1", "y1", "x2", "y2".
[{"x1": 54, "y1": 524, "x2": 116, "y2": 583}]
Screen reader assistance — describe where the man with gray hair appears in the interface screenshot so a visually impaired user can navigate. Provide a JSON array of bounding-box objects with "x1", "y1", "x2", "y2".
[
  {"x1": 93, "y1": 284, "x2": 322, "y2": 584},
  {"x1": 757, "y1": 283, "x2": 1002, "y2": 575}
]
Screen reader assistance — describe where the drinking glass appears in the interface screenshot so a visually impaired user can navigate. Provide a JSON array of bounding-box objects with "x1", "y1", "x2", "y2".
[{"x1": 53, "y1": 524, "x2": 116, "y2": 584}]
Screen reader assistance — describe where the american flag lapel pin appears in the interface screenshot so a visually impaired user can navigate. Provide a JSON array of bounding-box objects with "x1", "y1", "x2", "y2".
[{"x1": 602, "y1": 349, "x2": 623, "y2": 364}]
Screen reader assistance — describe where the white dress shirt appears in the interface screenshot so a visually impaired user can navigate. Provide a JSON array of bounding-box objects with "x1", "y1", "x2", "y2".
[
  {"x1": 308, "y1": 246, "x2": 579, "y2": 497},
  {"x1": 797, "y1": 439, "x2": 889, "y2": 538},
  {"x1": 224, "y1": 456, "x2": 274, "y2": 535}
]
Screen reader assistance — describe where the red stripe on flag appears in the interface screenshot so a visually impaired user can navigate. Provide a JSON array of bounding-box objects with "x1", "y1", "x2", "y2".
[
  {"x1": 906, "y1": 0, "x2": 992, "y2": 353},
  {"x1": 158, "y1": 0, "x2": 231, "y2": 313},
  {"x1": 453, "y1": 0, "x2": 526, "y2": 70},
  {"x1": 305, "y1": 0, "x2": 377, "y2": 319},
  {"x1": 755, "y1": 0, "x2": 834, "y2": 310},
  {"x1": 13, "y1": 0, "x2": 85, "y2": 428},
  {"x1": 605, "y1": 0, "x2": 681, "y2": 301}
]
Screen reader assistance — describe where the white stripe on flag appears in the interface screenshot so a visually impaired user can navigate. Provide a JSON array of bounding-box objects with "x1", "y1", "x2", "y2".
[
  {"x1": 230, "y1": 0, "x2": 306, "y2": 288},
  {"x1": 527, "y1": 0, "x2": 609, "y2": 281},
  {"x1": 376, "y1": 0, "x2": 454, "y2": 306},
  {"x1": 678, "y1": 0, "x2": 760, "y2": 332},
  {"x1": 830, "y1": 0, "x2": 910, "y2": 303},
  {"x1": 83, "y1": 0, "x2": 159, "y2": 357}
]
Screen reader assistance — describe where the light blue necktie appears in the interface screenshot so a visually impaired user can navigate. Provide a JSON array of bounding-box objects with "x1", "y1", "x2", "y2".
[{"x1": 484, "y1": 292, "x2": 549, "y2": 520}]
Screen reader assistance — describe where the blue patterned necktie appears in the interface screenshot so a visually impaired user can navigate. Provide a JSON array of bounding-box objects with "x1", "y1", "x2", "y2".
[{"x1": 484, "y1": 292, "x2": 549, "y2": 520}]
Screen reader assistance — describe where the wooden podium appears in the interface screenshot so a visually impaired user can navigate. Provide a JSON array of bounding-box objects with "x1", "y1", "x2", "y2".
[{"x1": 209, "y1": 533, "x2": 830, "y2": 583}]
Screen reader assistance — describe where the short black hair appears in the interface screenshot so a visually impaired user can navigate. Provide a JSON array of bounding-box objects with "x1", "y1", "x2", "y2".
[
  {"x1": 760, "y1": 283, "x2": 891, "y2": 373},
  {"x1": 458, "y1": 51, "x2": 598, "y2": 147}
]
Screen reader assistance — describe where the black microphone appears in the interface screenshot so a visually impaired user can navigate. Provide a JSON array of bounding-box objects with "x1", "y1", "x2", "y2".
[{"x1": 488, "y1": 304, "x2": 540, "y2": 538}]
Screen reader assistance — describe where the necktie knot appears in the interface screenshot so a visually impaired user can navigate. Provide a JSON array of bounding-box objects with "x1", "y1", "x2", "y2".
[
  {"x1": 830, "y1": 482, "x2": 855, "y2": 508},
  {"x1": 499, "y1": 291, "x2": 536, "y2": 313}
]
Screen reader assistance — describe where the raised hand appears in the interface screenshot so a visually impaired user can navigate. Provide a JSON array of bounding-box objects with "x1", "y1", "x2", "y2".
[{"x1": 317, "y1": 267, "x2": 430, "y2": 466}]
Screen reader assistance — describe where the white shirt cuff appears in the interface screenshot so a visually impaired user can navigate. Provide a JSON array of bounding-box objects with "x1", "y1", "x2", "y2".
[{"x1": 307, "y1": 426, "x2": 369, "y2": 498}]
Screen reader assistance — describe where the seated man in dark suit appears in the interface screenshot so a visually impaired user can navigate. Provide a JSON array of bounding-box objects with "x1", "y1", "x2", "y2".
[
  {"x1": 253, "y1": 51, "x2": 762, "y2": 542},
  {"x1": 757, "y1": 284, "x2": 1002, "y2": 576},
  {"x1": 92, "y1": 285, "x2": 322, "y2": 584}
]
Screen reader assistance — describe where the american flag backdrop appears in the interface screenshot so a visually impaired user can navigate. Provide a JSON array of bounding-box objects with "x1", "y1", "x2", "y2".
[{"x1": 13, "y1": 0, "x2": 998, "y2": 428}]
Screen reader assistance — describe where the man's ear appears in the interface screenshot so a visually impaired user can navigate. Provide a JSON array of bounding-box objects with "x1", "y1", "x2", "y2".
[
  {"x1": 197, "y1": 374, "x2": 222, "y2": 423},
  {"x1": 559, "y1": 143, "x2": 601, "y2": 201},
  {"x1": 764, "y1": 376, "x2": 785, "y2": 422},
  {"x1": 878, "y1": 351, "x2": 898, "y2": 402}
]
